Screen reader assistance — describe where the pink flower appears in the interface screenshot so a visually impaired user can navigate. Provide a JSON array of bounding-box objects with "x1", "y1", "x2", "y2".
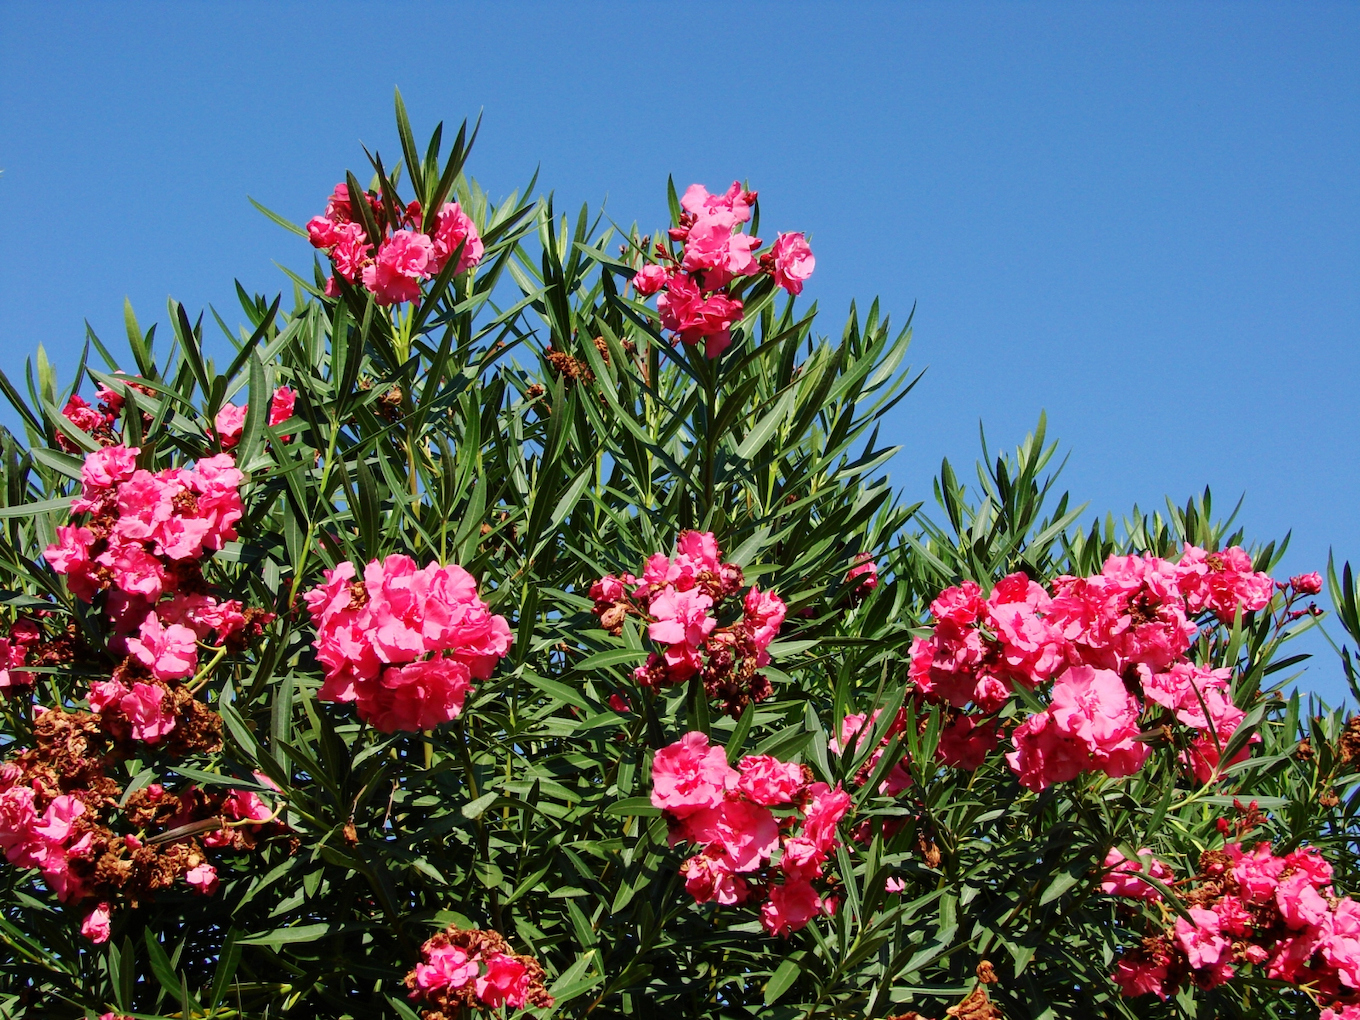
[
  {"x1": 80, "y1": 902, "x2": 112, "y2": 944},
  {"x1": 608, "y1": 692, "x2": 631, "y2": 713},
  {"x1": 1277, "y1": 870, "x2": 1330, "y2": 929},
  {"x1": 97, "y1": 538, "x2": 166, "y2": 600},
  {"x1": 1047, "y1": 666, "x2": 1146, "y2": 767},
  {"x1": 742, "y1": 585, "x2": 786, "y2": 656},
  {"x1": 1176, "y1": 544, "x2": 1275, "y2": 622},
  {"x1": 801, "y1": 782, "x2": 851, "y2": 851},
  {"x1": 1175, "y1": 906, "x2": 1230, "y2": 969},
  {"x1": 936, "y1": 715, "x2": 998, "y2": 771},
  {"x1": 414, "y1": 943, "x2": 479, "y2": 992},
  {"x1": 1005, "y1": 710, "x2": 1090, "y2": 792},
  {"x1": 632, "y1": 264, "x2": 669, "y2": 295},
  {"x1": 1112, "y1": 954, "x2": 1169, "y2": 999},
  {"x1": 736, "y1": 755, "x2": 804, "y2": 806},
  {"x1": 846, "y1": 554, "x2": 878, "y2": 592},
  {"x1": 681, "y1": 182, "x2": 754, "y2": 224},
  {"x1": 656, "y1": 272, "x2": 744, "y2": 358},
  {"x1": 771, "y1": 232, "x2": 815, "y2": 294},
  {"x1": 682, "y1": 852, "x2": 749, "y2": 905},
  {"x1": 885, "y1": 876, "x2": 906, "y2": 894},
  {"x1": 126, "y1": 615, "x2": 198, "y2": 680},
  {"x1": 43, "y1": 526, "x2": 100, "y2": 601},
  {"x1": 1320, "y1": 897, "x2": 1360, "y2": 988},
  {"x1": 214, "y1": 402, "x2": 247, "y2": 447},
  {"x1": 269, "y1": 386, "x2": 296, "y2": 428},
  {"x1": 330, "y1": 223, "x2": 371, "y2": 281},
  {"x1": 1141, "y1": 662, "x2": 1232, "y2": 725},
  {"x1": 307, "y1": 214, "x2": 345, "y2": 249},
  {"x1": 429, "y1": 202, "x2": 484, "y2": 275},
  {"x1": 1290, "y1": 571, "x2": 1323, "y2": 595},
  {"x1": 223, "y1": 790, "x2": 273, "y2": 824},
  {"x1": 680, "y1": 212, "x2": 761, "y2": 289},
  {"x1": 650, "y1": 731, "x2": 738, "y2": 817},
  {"x1": 120, "y1": 682, "x2": 178, "y2": 744},
  {"x1": 1100, "y1": 848, "x2": 1172, "y2": 900},
  {"x1": 711, "y1": 799, "x2": 780, "y2": 872},
  {"x1": 648, "y1": 587, "x2": 716, "y2": 679},
  {"x1": 76, "y1": 445, "x2": 139, "y2": 510},
  {"x1": 475, "y1": 953, "x2": 531, "y2": 1009},
  {"x1": 357, "y1": 656, "x2": 473, "y2": 733},
  {"x1": 362, "y1": 230, "x2": 435, "y2": 305},
  {"x1": 760, "y1": 879, "x2": 822, "y2": 937},
  {"x1": 185, "y1": 863, "x2": 219, "y2": 895},
  {"x1": 87, "y1": 679, "x2": 129, "y2": 714},
  {"x1": 1226, "y1": 841, "x2": 1288, "y2": 902}
]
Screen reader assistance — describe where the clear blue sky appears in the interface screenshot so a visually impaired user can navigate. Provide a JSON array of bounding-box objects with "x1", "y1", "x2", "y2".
[{"x1": 2, "y1": 2, "x2": 1357, "y2": 700}]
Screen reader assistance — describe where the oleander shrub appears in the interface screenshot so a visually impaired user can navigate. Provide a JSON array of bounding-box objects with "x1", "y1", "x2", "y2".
[{"x1": 1, "y1": 93, "x2": 1359, "y2": 1020}]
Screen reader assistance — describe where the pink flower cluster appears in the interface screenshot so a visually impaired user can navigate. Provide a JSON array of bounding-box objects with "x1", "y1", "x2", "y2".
[
  {"x1": 1111, "y1": 837, "x2": 1360, "y2": 1010},
  {"x1": 304, "y1": 554, "x2": 512, "y2": 732},
  {"x1": 307, "y1": 182, "x2": 483, "y2": 305},
  {"x1": 58, "y1": 383, "x2": 126, "y2": 452},
  {"x1": 907, "y1": 547, "x2": 1277, "y2": 792},
  {"x1": 590, "y1": 531, "x2": 786, "y2": 717},
  {"x1": 213, "y1": 385, "x2": 296, "y2": 448},
  {"x1": 651, "y1": 732, "x2": 850, "y2": 937},
  {"x1": 845, "y1": 553, "x2": 879, "y2": 596},
  {"x1": 0, "y1": 780, "x2": 92, "y2": 903},
  {"x1": 42, "y1": 446, "x2": 265, "y2": 745},
  {"x1": 404, "y1": 924, "x2": 553, "y2": 1014},
  {"x1": 630, "y1": 181, "x2": 814, "y2": 358}
]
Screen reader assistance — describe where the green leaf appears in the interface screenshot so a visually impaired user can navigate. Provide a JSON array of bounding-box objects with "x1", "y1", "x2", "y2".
[{"x1": 765, "y1": 955, "x2": 803, "y2": 1005}]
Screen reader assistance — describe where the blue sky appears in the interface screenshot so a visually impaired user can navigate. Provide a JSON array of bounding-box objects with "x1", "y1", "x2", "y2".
[{"x1": 1, "y1": 2, "x2": 1357, "y2": 699}]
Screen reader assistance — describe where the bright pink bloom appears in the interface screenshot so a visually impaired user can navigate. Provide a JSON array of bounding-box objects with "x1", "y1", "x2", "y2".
[
  {"x1": 362, "y1": 230, "x2": 435, "y2": 305},
  {"x1": 885, "y1": 876, "x2": 906, "y2": 894},
  {"x1": 76, "y1": 445, "x2": 139, "y2": 511},
  {"x1": 608, "y1": 692, "x2": 631, "y2": 713},
  {"x1": 1112, "y1": 954, "x2": 1169, "y2": 999},
  {"x1": 1176, "y1": 544, "x2": 1275, "y2": 622},
  {"x1": 760, "y1": 879, "x2": 822, "y2": 937},
  {"x1": 126, "y1": 615, "x2": 198, "y2": 680},
  {"x1": 81, "y1": 902, "x2": 112, "y2": 944},
  {"x1": 742, "y1": 585, "x2": 786, "y2": 657},
  {"x1": 632, "y1": 264, "x2": 669, "y2": 295},
  {"x1": 429, "y1": 202, "x2": 484, "y2": 275},
  {"x1": 120, "y1": 683, "x2": 178, "y2": 744},
  {"x1": 97, "y1": 539, "x2": 166, "y2": 600},
  {"x1": 1047, "y1": 665, "x2": 1147, "y2": 774},
  {"x1": 846, "y1": 554, "x2": 878, "y2": 592},
  {"x1": 1100, "y1": 848, "x2": 1172, "y2": 900},
  {"x1": 214, "y1": 403, "x2": 247, "y2": 447},
  {"x1": 736, "y1": 755, "x2": 804, "y2": 805},
  {"x1": 648, "y1": 587, "x2": 716, "y2": 678},
  {"x1": 771, "y1": 232, "x2": 815, "y2": 294},
  {"x1": 475, "y1": 953, "x2": 531, "y2": 1009},
  {"x1": 712, "y1": 799, "x2": 780, "y2": 872},
  {"x1": 680, "y1": 212, "x2": 761, "y2": 289},
  {"x1": 1290, "y1": 572, "x2": 1323, "y2": 595},
  {"x1": 1277, "y1": 870, "x2": 1329, "y2": 929},
  {"x1": 269, "y1": 386, "x2": 296, "y2": 428},
  {"x1": 413, "y1": 943, "x2": 479, "y2": 992},
  {"x1": 650, "y1": 731, "x2": 738, "y2": 817},
  {"x1": 681, "y1": 182, "x2": 754, "y2": 224},
  {"x1": 801, "y1": 782, "x2": 851, "y2": 851},
  {"x1": 1227, "y1": 842, "x2": 1287, "y2": 902},
  {"x1": 936, "y1": 715, "x2": 998, "y2": 771},
  {"x1": 43, "y1": 526, "x2": 100, "y2": 601},
  {"x1": 682, "y1": 852, "x2": 748, "y2": 905},
  {"x1": 358, "y1": 656, "x2": 473, "y2": 733},
  {"x1": 330, "y1": 223, "x2": 370, "y2": 281},
  {"x1": 185, "y1": 863, "x2": 219, "y2": 895},
  {"x1": 656, "y1": 271, "x2": 744, "y2": 358},
  {"x1": 1175, "y1": 906, "x2": 1231, "y2": 970}
]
